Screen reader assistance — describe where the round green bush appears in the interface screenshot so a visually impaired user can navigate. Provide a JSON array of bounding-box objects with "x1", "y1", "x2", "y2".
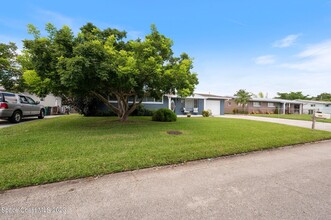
[{"x1": 152, "y1": 108, "x2": 177, "y2": 122}]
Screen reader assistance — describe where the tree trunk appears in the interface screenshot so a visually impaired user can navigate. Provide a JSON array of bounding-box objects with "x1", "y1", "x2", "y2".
[{"x1": 91, "y1": 91, "x2": 142, "y2": 122}]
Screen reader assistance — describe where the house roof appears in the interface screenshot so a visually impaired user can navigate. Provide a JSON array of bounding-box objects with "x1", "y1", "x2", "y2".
[
  {"x1": 296, "y1": 99, "x2": 331, "y2": 105},
  {"x1": 227, "y1": 96, "x2": 303, "y2": 104},
  {"x1": 166, "y1": 93, "x2": 228, "y2": 100},
  {"x1": 250, "y1": 98, "x2": 303, "y2": 104},
  {"x1": 193, "y1": 93, "x2": 228, "y2": 100}
]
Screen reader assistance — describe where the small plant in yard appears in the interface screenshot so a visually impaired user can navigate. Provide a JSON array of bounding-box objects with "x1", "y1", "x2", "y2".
[
  {"x1": 152, "y1": 108, "x2": 177, "y2": 122},
  {"x1": 187, "y1": 113, "x2": 191, "y2": 117},
  {"x1": 202, "y1": 110, "x2": 211, "y2": 117}
]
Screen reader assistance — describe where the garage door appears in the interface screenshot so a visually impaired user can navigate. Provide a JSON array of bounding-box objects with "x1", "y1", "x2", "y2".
[{"x1": 206, "y1": 100, "x2": 220, "y2": 115}]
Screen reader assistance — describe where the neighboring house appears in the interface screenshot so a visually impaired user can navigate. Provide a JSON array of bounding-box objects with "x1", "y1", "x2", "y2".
[
  {"x1": 0, "y1": 86, "x2": 62, "y2": 113},
  {"x1": 107, "y1": 93, "x2": 228, "y2": 116},
  {"x1": 22, "y1": 92, "x2": 62, "y2": 108},
  {"x1": 297, "y1": 100, "x2": 331, "y2": 114},
  {"x1": 225, "y1": 97, "x2": 303, "y2": 114}
]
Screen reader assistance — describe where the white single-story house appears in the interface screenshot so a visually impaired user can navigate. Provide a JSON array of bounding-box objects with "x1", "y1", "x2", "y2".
[
  {"x1": 297, "y1": 100, "x2": 331, "y2": 114},
  {"x1": 0, "y1": 85, "x2": 62, "y2": 108},
  {"x1": 107, "y1": 93, "x2": 228, "y2": 116}
]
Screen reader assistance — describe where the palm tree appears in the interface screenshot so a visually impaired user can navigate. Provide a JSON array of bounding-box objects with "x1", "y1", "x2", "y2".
[{"x1": 234, "y1": 89, "x2": 252, "y2": 113}]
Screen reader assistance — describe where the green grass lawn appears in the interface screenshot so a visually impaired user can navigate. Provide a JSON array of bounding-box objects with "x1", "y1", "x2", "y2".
[
  {"x1": 251, "y1": 114, "x2": 331, "y2": 123},
  {"x1": 1, "y1": 115, "x2": 331, "y2": 190}
]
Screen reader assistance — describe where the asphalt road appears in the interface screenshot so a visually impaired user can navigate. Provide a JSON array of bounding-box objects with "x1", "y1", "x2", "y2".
[
  {"x1": 220, "y1": 114, "x2": 331, "y2": 132},
  {"x1": 0, "y1": 141, "x2": 330, "y2": 220}
]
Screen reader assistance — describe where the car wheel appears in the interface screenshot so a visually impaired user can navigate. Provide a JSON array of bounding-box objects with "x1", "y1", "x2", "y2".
[
  {"x1": 10, "y1": 110, "x2": 22, "y2": 123},
  {"x1": 38, "y1": 109, "x2": 45, "y2": 119}
]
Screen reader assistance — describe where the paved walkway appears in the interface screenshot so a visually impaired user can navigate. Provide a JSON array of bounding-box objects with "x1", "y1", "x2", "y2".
[
  {"x1": 220, "y1": 115, "x2": 331, "y2": 132},
  {"x1": 0, "y1": 141, "x2": 330, "y2": 220}
]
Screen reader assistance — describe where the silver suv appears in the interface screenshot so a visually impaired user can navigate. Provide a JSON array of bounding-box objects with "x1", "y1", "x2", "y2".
[{"x1": 0, "y1": 91, "x2": 45, "y2": 123}]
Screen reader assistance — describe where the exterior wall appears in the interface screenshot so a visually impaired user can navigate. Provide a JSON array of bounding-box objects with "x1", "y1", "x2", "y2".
[
  {"x1": 22, "y1": 93, "x2": 62, "y2": 107},
  {"x1": 224, "y1": 99, "x2": 240, "y2": 113},
  {"x1": 173, "y1": 98, "x2": 185, "y2": 115},
  {"x1": 246, "y1": 102, "x2": 279, "y2": 114},
  {"x1": 220, "y1": 100, "x2": 225, "y2": 115},
  {"x1": 224, "y1": 99, "x2": 301, "y2": 114},
  {"x1": 143, "y1": 96, "x2": 169, "y2": 111},
  {"x1": 302, "y1": 103, "x2": 331, "y2": 114},
  {"x1": 198, "y1": 99, "x2": 204, "y2": 114}
]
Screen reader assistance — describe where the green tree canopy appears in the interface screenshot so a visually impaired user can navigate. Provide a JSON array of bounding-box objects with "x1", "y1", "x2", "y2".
[
  {"x1": 22, "y1": 23, "x2": 198, "y2": 121},
  {"x1": 275, "y1": 91, "x2": 310, "y2": 100},
  {"x1": 234, "y1": 89, "x2": 252, "y2": 112},
  {"x1": 313, "y1": 93, "x2": 331, "y2": 101},
  {"x1": 0, "y1": 42, "x2": 24, "y2": 92}
]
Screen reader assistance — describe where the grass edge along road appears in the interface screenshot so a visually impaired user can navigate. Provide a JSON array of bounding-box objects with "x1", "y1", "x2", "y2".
[
  {"x1": 250, "y1": 114, "x2": 331, "y2": 123},
  {"x1": 1, "y1": 115, "x2": 331, "y2": 191}
]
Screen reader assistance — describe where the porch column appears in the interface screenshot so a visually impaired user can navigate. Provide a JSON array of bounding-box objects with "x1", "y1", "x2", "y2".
[
  {"x1": 289, "y1": 103, "x2": 291, "y2": 114},
  {"x1": 283, "y1": 103, "x2": 286, "y2": 114},
  {"x1": 168, "y1": 97, "x2": 171, "y2": 110},
  {"x1": 299, "y1": 104, "x2": 302, "y2": 114},
  {"x1": 204, "y1": 99, "x2": 207, "y2": 111}
]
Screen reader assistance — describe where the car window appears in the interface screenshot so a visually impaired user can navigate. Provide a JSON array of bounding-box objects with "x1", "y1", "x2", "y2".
[
  {"x1": 0, "y1": 93, "x2": 3, "y2": 102},
  {"x1": 19, "y1": 96, "x2": 29, "y2": 104},
  {"x1": 26, "y1": 97, "x2": 36, "y2": 104},
  {"x1": 3, "y1": 93, "x2": 17, "y2": 104}
]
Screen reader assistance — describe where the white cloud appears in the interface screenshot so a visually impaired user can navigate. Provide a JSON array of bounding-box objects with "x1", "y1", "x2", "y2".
[
  {"x1": 254, "y1": 55, "x2": 276, "y2": 65},
  {"x1": 272, "y1": 34, "x2": 301, "y2": 48},
  {"x1": 281, "y1": 40, "x2": 331, "y2": 72},
  {"x1": 36, "y1": 9, "x2": 75, "y2": 27}
]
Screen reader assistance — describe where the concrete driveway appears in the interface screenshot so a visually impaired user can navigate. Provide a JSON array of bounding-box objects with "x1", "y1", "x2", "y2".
[
  {"x1": 0, "y1": 141, "x2": 330, "y2": 220},
  {"x1": 220, "y1": 115, "x2": 331, "y2": 132}
]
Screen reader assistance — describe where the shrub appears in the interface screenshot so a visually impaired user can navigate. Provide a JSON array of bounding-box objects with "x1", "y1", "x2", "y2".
[
  {"x1": 152, "y1": 108, "x2": 177, "y2": 122},
  {"x1": 202, "y1": 110, "x2": 211, "y2": 117},
  {"x1": 274, "y1": 107, "x2": 280, "y2": 114},
  {"x1": 132, "y1": 104, "x2": 154, "y2": 116},
  {"x1": 232, "y1": 108, "x2": 239, "y2": 114}
]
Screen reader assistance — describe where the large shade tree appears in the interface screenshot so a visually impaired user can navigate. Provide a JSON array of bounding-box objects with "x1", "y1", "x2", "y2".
[
  {"x1": 275, "y1": 91, "x2": 309, "y2": 100},
  {"x1": 22, "y1": 23, "x2": 198, "y2": 121},
  {"x1": 0, "y1": 42, "x2": 24, "y2": 92}
]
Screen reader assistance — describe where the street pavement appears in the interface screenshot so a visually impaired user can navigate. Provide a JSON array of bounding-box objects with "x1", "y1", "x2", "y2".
[
  {"x1": 220, "y1": 114, "x2": 331, "y2": 132},
  {"x1": 0, "y1": 140, "x2": 330, "y2": 220}
]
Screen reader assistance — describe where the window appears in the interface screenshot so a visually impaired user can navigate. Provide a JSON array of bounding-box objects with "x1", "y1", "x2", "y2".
[
  {"x1": 108, "y1": 96, "x2": 163, "y2": 104},
  {"x1": 253, "y1": 102, "x2": 261, "y2": 107},
  {"x1": 3, "y1": 93, "x2": 17, "y2": 104},
  {"x1": 228, "y1": 102, "x2": 231, "y2": 106},
  {"x1": 268, "y1": 102, "x2": 275, "y2": 107},
  {"x1": 326, "y1": 104, "x2": 330, "y2": 107},
  {"x1": 311, "y1": 104, "x2": 315, "y2": 107},
  {"x1": 194, "y1": 99, "x2": 199, "y2": 108},
  {"x1": 19, "y1": 96, "x2": 28, "y2": 104},
  {"x1": 26, "y1": 97, "x2": 36, "y2": 104}
]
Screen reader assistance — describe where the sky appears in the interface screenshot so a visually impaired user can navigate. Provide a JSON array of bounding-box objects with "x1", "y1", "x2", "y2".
[{"x1": 1, "y1": 0, "x2": 331, "y2": 98}]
